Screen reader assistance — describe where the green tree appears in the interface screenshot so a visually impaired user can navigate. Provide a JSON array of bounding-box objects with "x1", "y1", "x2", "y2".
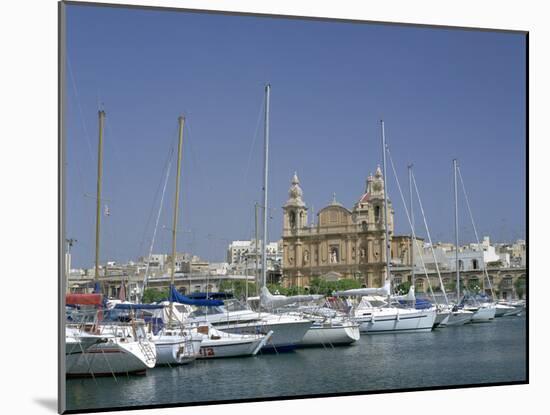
[
  {"x1": 396, "y1": 281, "x2": 411, "y2": 295},
  {"x1": 308, "y1": 278, "x2": 361, "y2": 296},
  {"x1": 218, "y1": 280, "x2": 258, "y2": 299},
  {"x1": 142, "y1": 288, "x2": 169, "y2": 303},
  {"x1": 467, "y1": 280, "x2": 481, "y2": 294}
]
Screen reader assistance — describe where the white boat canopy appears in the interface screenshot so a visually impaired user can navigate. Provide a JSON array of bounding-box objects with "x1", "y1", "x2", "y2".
[
  {"x1": 332, "y1": 281, "x2": 391, "y2": 298},
  {"x1": 260, "y1": 286, "x2": 324, "y2": 308}
]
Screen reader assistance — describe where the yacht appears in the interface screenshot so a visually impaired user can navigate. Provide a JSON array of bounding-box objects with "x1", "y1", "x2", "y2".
[
  {"x1": 350, "y1": 295, "x2": 436, "y2": 334},
  {"x1": 66, "y1": 321, "x2": 156, "y2": 376},
  {"x1": 187, "y1": 300, "x2": 312, "y2": 352}
]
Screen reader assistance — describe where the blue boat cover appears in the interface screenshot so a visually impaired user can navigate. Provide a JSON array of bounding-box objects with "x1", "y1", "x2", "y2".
[
  {"x1": 168, "y1": 285, "x2": 224, "y2": 306},
  {"x1": 186, "y1": 292, "x2": 233, "y2": 300}
]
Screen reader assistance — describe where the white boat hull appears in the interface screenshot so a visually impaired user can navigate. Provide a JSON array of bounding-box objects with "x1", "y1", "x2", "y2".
[
  {"x1": 195, "y1": 325, "x2": 271, "y2": 358},
  {"x1": 154, "y1": 339, "x2": 197, "y2": 365},
  {"x1": 198, "y1": 337, "x2": 265, "y2": 358},
  {"x1": 216, "y1": 319, "x2": 312, "y2": 350},
  {"x1": 65, "y1": 330, "x2": 103, "y2": 355},
  {"x1": 299, "y1": 321, "x2": 360, "y2": 346},
  {"x1": 495, "y1": 304, "x2": 516, "y2": 317},
  {"x1": 66, "y1": 339, "x2": 156, "y2": 376},
  {"x1": 434, "y1": 310, "x2": 451, "y2": 327},
  {"x1": 468, "y1": 305, "x2": 496, "y2": 322},
  {"x1": 355, "y1": 308, "x2": 436, "y2": 334},
  {"x1": 445, "y1": 310, "x2": 474, "y2": 326}
]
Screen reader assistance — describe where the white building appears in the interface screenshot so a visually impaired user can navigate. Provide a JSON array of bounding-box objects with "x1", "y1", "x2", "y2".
[
  {"x1": 227, "y1": 239, "x2": 282, "y2": 276},
  {"x1": 416, "y1": 236, "x2": 506, "y2": 273},
  {"x1": 208, "y1": 262, "x2": 230, "y2": 276},
  {"x1": 494, "y1": 239, "x2": 526, "y2": 268},
  {"x1": 142, "y1": 254, "x2": 167, "y2": 270},
  {"x1": 227, "y1": 239, "x2": 280, "y2": 266}
]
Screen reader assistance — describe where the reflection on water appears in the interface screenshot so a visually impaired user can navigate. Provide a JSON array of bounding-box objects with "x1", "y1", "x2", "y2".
[{"x1": 67, "y1": 315, "x2": 526, "y2": 411}]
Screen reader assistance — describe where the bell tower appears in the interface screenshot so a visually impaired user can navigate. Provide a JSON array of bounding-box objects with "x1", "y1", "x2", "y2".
[{"x1": 283, "y1": 172, "x2": 308, "y2": 236}]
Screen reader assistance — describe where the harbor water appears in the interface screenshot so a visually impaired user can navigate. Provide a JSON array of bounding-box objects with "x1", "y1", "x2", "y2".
[{"x1": 66, "y1": 315, "x2": 527, "y2": 412}]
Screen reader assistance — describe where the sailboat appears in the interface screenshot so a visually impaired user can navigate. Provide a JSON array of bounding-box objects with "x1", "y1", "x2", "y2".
[
  {"x1": 66, "y1": 110, "x2": 157, "y2": 376},
  {"x1": 150, "y1": 115, "x2": 202, "y2": 365},
  {"x1": 258, "y1": 286, "x2": 360, "y2": 346},
  {"x1": 195, "y1": 324, "x2": 271, "y2": 359},
  {"x1": 186, "y1": 85, "x2": 312, "y2": 351},
  {"x1": 404, "y1": 163, "x2": 451, "y2": 328},
  {"x1": 250, "y1": 85, "x2": 358, "y2": 347},
  {"x1": 161, "y1": 289, "x2": 272, "y2": 359},
  {"x1": 496, "y1": 299, "x2": 524, "y2": 316},
  {"x1": 341, "y1": 121, "x2": 436, "y2": 334},
  {"x1": 452, "y1": 159, "x2": 495, "y2": 323}
]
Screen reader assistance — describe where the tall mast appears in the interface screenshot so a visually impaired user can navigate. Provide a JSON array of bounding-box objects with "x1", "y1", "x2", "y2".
[
  {"x1": 255, "y1": 202, "x2": 259, "y2": 295},
  {"x1": 408, "y1": 164, "x2": 414, "y2": 290},
  {"x1": 261, "y1": 84, "x2": 270, "y2": 288},
  {"x1": 380, "y1": 120, "x2": 391, "y2": 291},
  {"x1": 169, "y1": 116, "x2": 185, "y2": 317},
  {"x1": 454, "y1": 158, "x2": 460, "y2": 301},
  {"x1": 94, "y1": 110, "x2": 105, "y2": 284}
]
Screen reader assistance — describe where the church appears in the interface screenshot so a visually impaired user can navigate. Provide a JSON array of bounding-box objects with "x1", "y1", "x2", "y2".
[{"x1": 281, "y1": 167, "x2": 414, "y2": 288}]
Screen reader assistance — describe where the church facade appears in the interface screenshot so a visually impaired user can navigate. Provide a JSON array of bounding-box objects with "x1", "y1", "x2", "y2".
[{"x1": 281, "y1": 168, "x2": 413, "y2": 288}]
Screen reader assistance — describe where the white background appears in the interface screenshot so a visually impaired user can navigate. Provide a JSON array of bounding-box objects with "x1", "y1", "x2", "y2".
[{"x1": 0, "y1": 0, "x2": 544, "y2": 414}]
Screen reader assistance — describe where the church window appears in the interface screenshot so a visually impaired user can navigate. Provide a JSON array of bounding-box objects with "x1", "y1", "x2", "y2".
[
  {"x1": 375, "y1": 205, "x2": 381, "y2": 222},
  {"x1": 289, "y1": 211, "x2": 296, "y2": 228},
  {"x1": 472, "y1": 259, "x2": 479, "y2": 270},
  {"x1": 362, "y1": 221, "x2": 368, "y2": 232}
]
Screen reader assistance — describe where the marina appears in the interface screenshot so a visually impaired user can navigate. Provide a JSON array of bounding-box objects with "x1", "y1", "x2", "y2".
[
  {"x1": 59, "y1": 6, "x2": 528, "y2": 413},
  {"x1": 66, "y1": 314, "x2": 526, "y2": 412},
  {"x1": 64, "y1": 86, "x2": 528, "y2": 410}
]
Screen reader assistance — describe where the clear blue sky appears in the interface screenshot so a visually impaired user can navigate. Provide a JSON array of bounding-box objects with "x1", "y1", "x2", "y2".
[{"x1": 65, "y1": 4, "x2": 526, "y2": 269}]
